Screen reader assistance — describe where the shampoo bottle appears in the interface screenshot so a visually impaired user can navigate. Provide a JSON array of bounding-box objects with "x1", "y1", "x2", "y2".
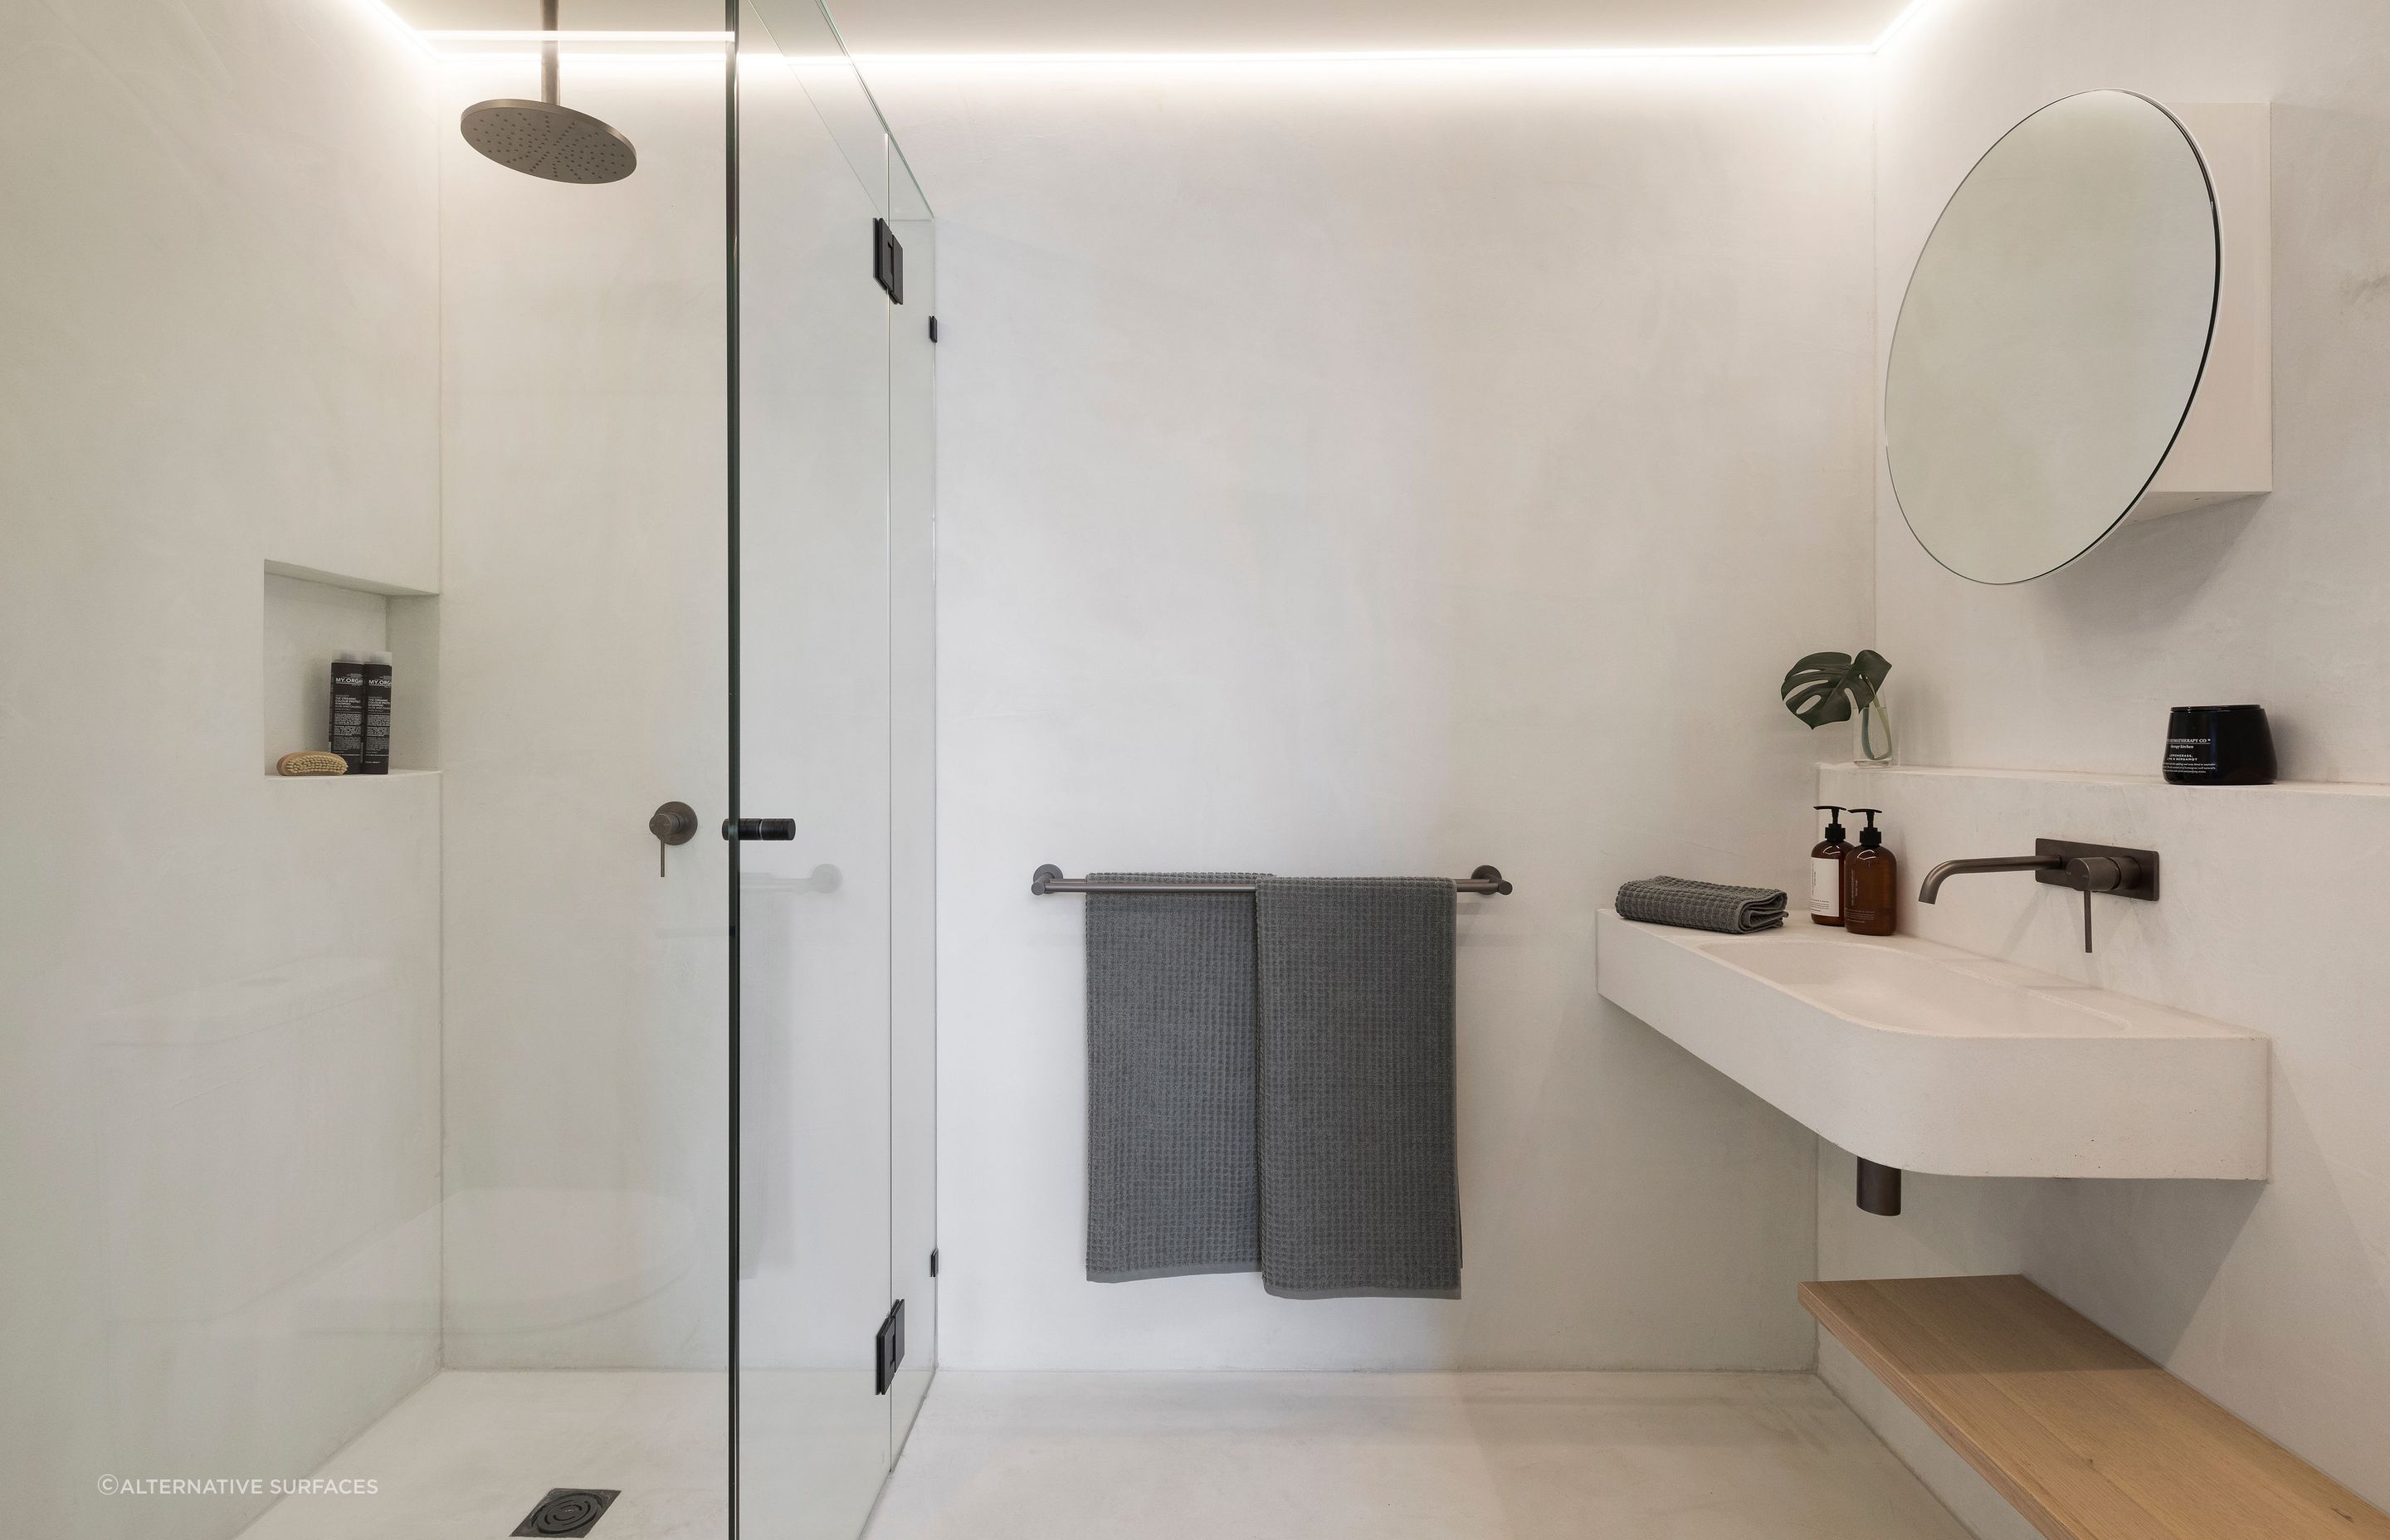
[
  {"x1": 329, "y1": 651, "x2": 366, "y2": 771},
  {"x1": 1809, "y1": 806, "x2": 1849, "y2": 926},
  {"x1": 358, "y1": 651, "x2": 393, "y2": 776},
  {"x1": 1842, "y1": 808, "x2": 1897, "y2": 937}
]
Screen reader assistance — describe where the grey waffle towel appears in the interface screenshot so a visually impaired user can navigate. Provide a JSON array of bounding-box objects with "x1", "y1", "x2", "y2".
[
  {"x1": 1085, "y1": 874, "x2": 1267, "y2": 1281},
  {"x1": 1615, "y1": 875, "x2": 1787, "y2": 933},
  {"x1": 1255, "y1": 878, "x2": 1461, "y2": 1299}
]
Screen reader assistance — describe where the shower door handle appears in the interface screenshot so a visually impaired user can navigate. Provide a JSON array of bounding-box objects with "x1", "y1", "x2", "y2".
[{"x1": 722, "y1": 817, "x2": 797, "y2": 841}]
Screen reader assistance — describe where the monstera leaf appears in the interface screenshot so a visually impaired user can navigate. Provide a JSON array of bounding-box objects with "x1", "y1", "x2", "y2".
[{"x1": 1780, "y1": 649, "x2": 1890, "y2": 729}]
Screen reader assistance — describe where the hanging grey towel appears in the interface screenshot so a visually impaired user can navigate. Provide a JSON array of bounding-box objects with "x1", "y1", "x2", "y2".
[
  {"x1": 1255, "y1": 878, "x2": 1461, "y2": 1299},
  {"x1": 1614, "y1": 875, "x2": 1788, "y2": 933},
  {"x1": 1084, "y1": 874, "x2": 1268, "y2": 1282}
]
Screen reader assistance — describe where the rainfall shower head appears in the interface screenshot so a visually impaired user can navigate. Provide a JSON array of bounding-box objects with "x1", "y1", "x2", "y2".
[
  {"x1": 460, "y1": 100, "x2": 637, "y2": 183},
  {"x1": 459, "y1": 0, "x2": 637, "y2": 184}
]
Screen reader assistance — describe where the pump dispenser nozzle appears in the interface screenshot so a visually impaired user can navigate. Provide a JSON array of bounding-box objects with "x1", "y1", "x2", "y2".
[
  {"x1": 1814, "y1": 805, "x2": 1846, "y2": 841},
  {"x1": 1853, "y1": 808, "x2": 1884, "y2": 847}
]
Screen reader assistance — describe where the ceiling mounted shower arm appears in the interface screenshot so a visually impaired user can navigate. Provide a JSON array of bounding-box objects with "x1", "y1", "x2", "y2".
[{"x1": 456, "y1": 0, "x2": 638, "y2": 184}]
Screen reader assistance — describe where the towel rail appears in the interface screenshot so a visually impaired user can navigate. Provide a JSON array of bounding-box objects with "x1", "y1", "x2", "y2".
[{"x1": 1031, "y1": 864, "x2": 1513, "y2": 896}]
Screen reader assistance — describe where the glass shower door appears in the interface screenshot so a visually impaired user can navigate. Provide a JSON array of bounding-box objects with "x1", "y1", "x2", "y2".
[
  {"x1": 885, "y1": 140, "x2": 939, "y2": 1460},
  {"x1": 732, "y1": 3, "x2": 900, "y2": 1537}
]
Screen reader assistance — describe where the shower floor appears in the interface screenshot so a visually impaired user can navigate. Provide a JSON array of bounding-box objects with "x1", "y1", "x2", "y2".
[
  {"x1": 862, "y1": 1371, "x2": 1972, "y2": 1540},
  {"x1": 233, "y1": 1368, "x2": 1967, "y2": 1540},
  {"x1": 232, "y1": 1371, "x2": 729, "y2": 1540}
]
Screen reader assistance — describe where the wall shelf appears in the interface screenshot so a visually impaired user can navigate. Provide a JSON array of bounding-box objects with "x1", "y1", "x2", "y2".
[
  {"x1": 1823, "y1": 762, "x2": 2390, "y2": 801},
  {"x1": 269, "y1": 769, "x2": 441, "y2": 781},
  {"x1": 1802, "y1": 1275, "x2": 2390, "y2": 1540}
]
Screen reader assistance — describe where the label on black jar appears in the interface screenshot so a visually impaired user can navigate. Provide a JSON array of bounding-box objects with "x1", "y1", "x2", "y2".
[{"x1": 2165, "y1": 734, "x2": 2216, "y2": 776}]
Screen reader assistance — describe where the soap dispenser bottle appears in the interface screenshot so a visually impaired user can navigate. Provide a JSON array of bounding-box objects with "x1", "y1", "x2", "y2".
[
  {"x1": 1842, "y1": 808, "x2": 1897, "y2": 937},
  {"x1": 1810, "y1": 806, "x2": 1850, "y2": 926}
]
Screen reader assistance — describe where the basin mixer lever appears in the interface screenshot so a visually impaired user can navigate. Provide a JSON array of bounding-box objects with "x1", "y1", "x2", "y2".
[{"x1": 1917, "y1": 841, "x2": 2160, "y2": 953}]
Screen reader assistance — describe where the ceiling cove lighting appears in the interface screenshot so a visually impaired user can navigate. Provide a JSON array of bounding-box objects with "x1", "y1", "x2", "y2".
[
  {"x1": 349, "y1": 0, "x2": 434, "y2": 55},
  {"x1": 411, "y1": 0, "x2": 1942, "y2": 69},
  {"x1": 420, "y1": 28, "x2": 734, "y2": 66},
  {"x1": 1868, "y1": 0, "x2": 1943, "y2": 50},
  {"x1": 845, "y1": 0, "x2": 1944, "y2": 67},
  {"x1": 442, "y1": 54, "x2": 734, "y2": 73},
  {"x1": 420, "y1": 31, "x2": 735, "y2": 43}
]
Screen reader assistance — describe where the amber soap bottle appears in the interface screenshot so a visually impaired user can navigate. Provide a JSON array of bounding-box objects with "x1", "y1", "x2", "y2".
[
  {"x1": 1809, "y1": 805, "x2": 1849, "y2": 926},
  {"x1": 1842, "y1": 808, "x2": 1897, "y2": 937}
]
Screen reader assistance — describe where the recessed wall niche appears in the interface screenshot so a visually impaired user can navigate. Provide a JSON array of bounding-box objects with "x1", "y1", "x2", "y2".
[{"x1": 261, "y1": 561, "x2": 440, "y2": 776}]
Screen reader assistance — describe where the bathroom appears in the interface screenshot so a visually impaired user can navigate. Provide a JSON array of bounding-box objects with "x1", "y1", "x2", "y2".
[{"x1": 1, "y1": 0, "x2": 2385, "y2": 1536}]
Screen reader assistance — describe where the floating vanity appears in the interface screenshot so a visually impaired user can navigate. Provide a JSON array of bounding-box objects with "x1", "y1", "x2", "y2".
[{"x1": 1595, "y1": 912, "x2": 2268, "y2": 1180}]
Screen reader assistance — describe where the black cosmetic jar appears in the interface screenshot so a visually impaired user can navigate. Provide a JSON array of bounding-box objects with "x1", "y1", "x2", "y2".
[{"x1": 2163, "y1": 704, "x2": 2275, "y2": 785}]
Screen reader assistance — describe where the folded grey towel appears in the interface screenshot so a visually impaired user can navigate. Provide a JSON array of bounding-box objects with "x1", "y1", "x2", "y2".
[
  {"x1": 1255, "y1": 878, "x2": 1461, "y2": 1299},
  {"x1": 1085, "y1": 874, "x2": 1268, "y2": 1281},
  {"x1": 1615, "y1": 875, "x2": 1788, "y2": 933}
]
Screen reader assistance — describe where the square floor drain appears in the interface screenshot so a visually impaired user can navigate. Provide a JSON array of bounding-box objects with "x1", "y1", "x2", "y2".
[{"x1": 512, "y1": 1489, "x2": 620, "y2": 1537}]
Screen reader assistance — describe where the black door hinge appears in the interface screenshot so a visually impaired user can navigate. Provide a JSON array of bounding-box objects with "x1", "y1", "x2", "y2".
[
  {"x1": 929, "y1": 1246, "x2": 939, "y2": 1277},
  {"x1": 873, "y1": 1299, "x2": 906, "y2": 1395},
  {"x1": 927, "y1": 315, "x2": 939, "y2": 344},
  {"x1": 873, "y1": 218, "x2": 905, "y2": 304}
]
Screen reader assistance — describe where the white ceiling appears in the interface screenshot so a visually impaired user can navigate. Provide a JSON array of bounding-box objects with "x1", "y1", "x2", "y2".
[{"x1": 389, "y1": 0, "x2": 1916, "y2": 56}]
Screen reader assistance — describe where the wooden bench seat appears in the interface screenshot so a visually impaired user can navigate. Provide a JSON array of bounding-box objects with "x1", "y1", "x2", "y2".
[{"x1": 1801, "y1": 1274, "x2": 2390, "y2": 1540}]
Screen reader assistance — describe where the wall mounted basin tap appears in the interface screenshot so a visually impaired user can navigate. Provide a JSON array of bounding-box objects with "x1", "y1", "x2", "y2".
[
  {"x1": 1918, "y1": 854, "x2": 2066, "y2": 899},
  {"x1": 1919, "y1": 839, "x2": 2159, "y2": 953}
]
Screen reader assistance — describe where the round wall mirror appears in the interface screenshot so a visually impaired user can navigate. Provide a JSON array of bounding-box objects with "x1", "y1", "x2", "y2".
[{"x1": 1885, "y1": 90, "x2": 2220, "y2": 585}]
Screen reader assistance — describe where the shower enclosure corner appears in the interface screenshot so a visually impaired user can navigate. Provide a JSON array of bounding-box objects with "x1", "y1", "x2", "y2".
[{"x1": 4, "y1": 0, "x2": 935, "y2": 1535}]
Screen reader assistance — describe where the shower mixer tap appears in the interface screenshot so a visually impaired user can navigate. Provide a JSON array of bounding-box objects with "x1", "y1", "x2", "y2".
[{"x1": 649, "y1": 801, "x2": 697, "y2": 875}]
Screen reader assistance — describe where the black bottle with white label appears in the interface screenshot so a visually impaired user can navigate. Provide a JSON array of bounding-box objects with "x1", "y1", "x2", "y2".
[
  {"x1": 358, "y1": 651, "x2": 393, "y2": 775},
  {"x1": 328, "y1": 651, "x2": 367, "y2": 771}
]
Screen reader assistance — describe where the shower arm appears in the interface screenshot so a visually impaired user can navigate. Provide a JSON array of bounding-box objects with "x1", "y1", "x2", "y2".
[{"x1": 541, "y1": 0, "x2": 559, "y2": 105}]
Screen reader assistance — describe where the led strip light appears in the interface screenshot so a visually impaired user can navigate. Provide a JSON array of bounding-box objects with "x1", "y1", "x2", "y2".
[{"x1": 402, "y1": 0, "x2": 1942, "y2": 66}]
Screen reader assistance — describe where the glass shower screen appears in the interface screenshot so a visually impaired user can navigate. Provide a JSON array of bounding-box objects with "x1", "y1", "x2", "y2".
[{"x1": 732, "y1": 3, "x2": 936, "y2": 1536}]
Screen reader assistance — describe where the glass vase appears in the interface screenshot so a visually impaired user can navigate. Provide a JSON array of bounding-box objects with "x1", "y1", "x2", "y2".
[{"x1": 1858, "y1": 699, "x2": 1897, "y2": 764}]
